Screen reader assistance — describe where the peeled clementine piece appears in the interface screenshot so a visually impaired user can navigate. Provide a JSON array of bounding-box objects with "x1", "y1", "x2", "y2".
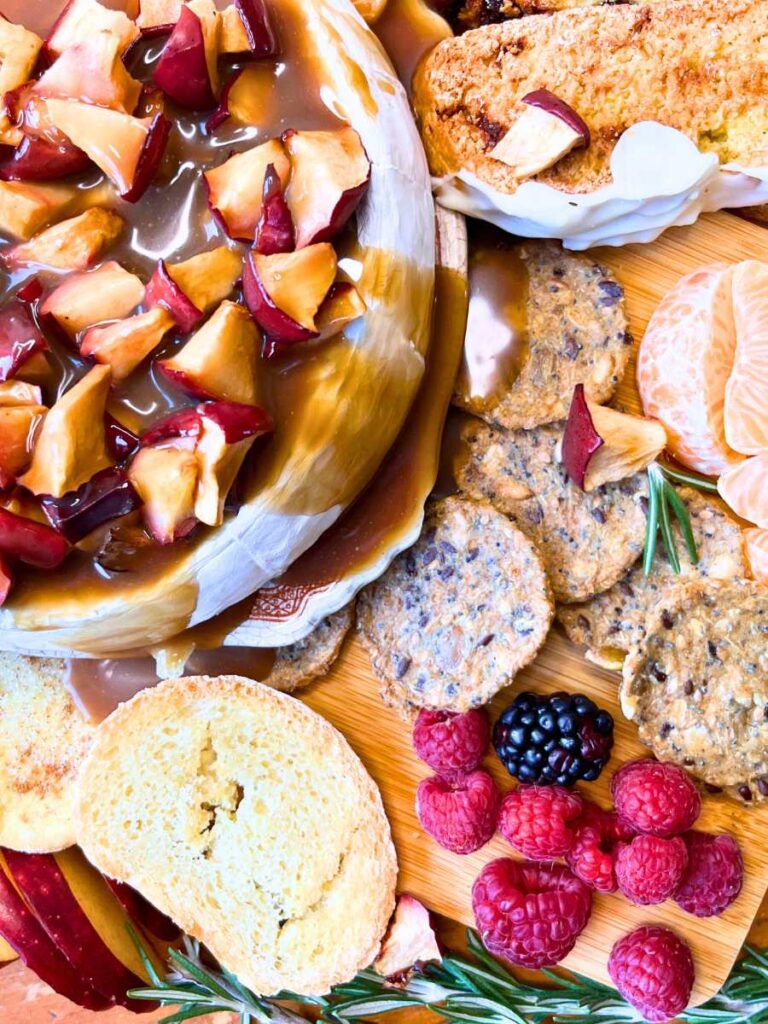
[
  {"x1": 718, "y1": 454, "x2": 768, "y2": 528},
  {"x1": 637, "y1": 263, "x2": 744, "y2": 476},
  {"x1": 744, "y1": 528, "x2": 768, "y2": 585},
  {"x1": 725, "y1": 260, "x2": 768, "y2": 455}
]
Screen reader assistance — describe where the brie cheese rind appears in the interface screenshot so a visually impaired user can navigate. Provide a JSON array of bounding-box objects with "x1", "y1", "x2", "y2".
[
  {"x1": 433, "y1": 122, "x2": 768, "y2": 250},
  {"x1": 0, "y1": 0, "x2": 435, "y2": 656}
]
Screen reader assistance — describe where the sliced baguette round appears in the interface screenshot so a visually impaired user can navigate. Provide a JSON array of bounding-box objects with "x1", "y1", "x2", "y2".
[
  {"x1": 74, "y1": 675, "x2": 397, "y2": 995},
  {"x1": 0, "y1": 654, "x2": 96, "y2": 852}
]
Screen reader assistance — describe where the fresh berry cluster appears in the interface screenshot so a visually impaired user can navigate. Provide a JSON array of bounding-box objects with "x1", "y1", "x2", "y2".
[{"x1": 494, "y1": 691, "x2": 614, "y2": 786}]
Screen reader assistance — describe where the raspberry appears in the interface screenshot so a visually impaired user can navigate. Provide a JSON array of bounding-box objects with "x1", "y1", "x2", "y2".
[
  {"x1": 472, "y1": 858, "x2": 592, "y2": 968},
  {"x1": 413, "y1": 708, "x2": 490, "y2": 778},
  {"x1": 608, "y1": 926, "x2": 694, "y2": 1022},
  {"x1": 416, "y1": 770, "x2": 499, "y2": 854},
  {"x1": 674, "y1": 831, "x2": 744, "y2": 917},
  {"x1": 566, "y1": 802, "x2": 634, "y2": 894},
  {"x1": 498, "y1": 785, "x2": 583, "y2": 860},
  {"x1": 615, "y1": 834, "x2": 688, "y2": 905},
  {"x1": 611, "y1": 760, "x2": 701, "y2": 837}
]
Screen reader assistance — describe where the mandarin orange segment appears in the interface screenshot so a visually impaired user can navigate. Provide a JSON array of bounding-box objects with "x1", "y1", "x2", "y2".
[
  {"x1": 637, "y1": 263, "x2": 744, "y2": 477},
  {"x1": 744, "y1": 527, "x2": 768, "y2": 585},
  {"x1": 718, "y1": 454, "x2": 768, "y2": 529},
  {"x1": 725, "y1": 260, "x2": 768, "y2": 456}
]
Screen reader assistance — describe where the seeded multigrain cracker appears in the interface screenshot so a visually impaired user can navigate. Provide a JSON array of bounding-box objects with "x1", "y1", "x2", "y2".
[
  {"x1": 453, "y1": 242, "x2": 631, "y2": 430},
  {"x1": 357, "y1": 496, "x2": 553, "y2": 715},
  {"x1": 456, "y1": 420, "x2": 647, "y2": 603},
  {"x1": 558, "y1": 490, "x2": 748, "y2": 661},
  {"x1": 621, "y1": 579, "x2": 768, "y2": 802},
  {"x1": 265, "y1": 605, "x2": 354, "y2": 692}
]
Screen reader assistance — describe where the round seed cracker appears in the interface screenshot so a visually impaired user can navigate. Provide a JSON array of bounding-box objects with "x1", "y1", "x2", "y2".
[
  {"x1": 265, "y1": 605, "x2": 354, "y2": 692},
  {"x1": 357, "y1": 495, "x2": 553, "y2": 714},
  {"x1": 456, "y1": 419, "x2": 647, "y2": 602}
]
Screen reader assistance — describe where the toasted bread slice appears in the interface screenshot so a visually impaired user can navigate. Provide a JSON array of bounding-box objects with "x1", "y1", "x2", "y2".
[
  {"x1": 0, "y1": 654, "x2": 96, "y2": 852},
  {"x1": 75, "y1": 675, "x2": 397, "y2": 995},
  {"x1": 414, "y1": 0, "x2": 768, "y2": 195}
]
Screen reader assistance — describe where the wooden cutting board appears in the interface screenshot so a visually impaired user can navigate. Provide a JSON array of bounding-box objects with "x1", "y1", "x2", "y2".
[{"x1": 4, "y1": 210, "x2": 768, "y2": 1023}]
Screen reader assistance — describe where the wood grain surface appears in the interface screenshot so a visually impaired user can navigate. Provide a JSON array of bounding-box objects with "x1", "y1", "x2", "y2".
[{"x1": 3, "y1": 211, "x2": 768, "y2": 1022}]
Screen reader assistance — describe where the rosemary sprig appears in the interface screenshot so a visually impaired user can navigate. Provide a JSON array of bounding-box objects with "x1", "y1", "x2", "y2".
[
  {"x1": 642, "y1": 461, "x2": 718, "y2": 577},
  {"x1": 128, "y1": 928, "x2": 768, "y2": 1024}
]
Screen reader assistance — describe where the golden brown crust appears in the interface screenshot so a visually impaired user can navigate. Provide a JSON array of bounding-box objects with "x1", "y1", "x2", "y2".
[{"x1": 413, "y1": 0, "x2": 768, "y2": 195}]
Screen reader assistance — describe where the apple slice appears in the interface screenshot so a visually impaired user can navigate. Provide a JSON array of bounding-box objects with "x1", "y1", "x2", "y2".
[
  {"x1": 207, "y1": 65, "x2": 277, "y2": 131},
  {"x1": 0, "y1": 856, "x2": 108, "y2": 1010},
  {"x1": 314, "y1": 282, "x2": 366, "y2": 341},
  {"x1": 104, "y1": 879, "x2": 179, "y2": 942},
  {"x1": 145, "y1": 246, "x2": 242, "y2": 332},
  {"x1": 34, "y1": 31, "x2": 143, "y2": 114},
  {"x1": 159, "y1": 300, "x2": 260, "y2": 404},
  {"x1": 204, "y1": 138, "x2": 290, "y2": 240},
  {"x1": 562, "y1": 384, "x2": 667, "y2": 491},
  {"x1": 137, "y1": 0, "x2": 184, "y2": 34},
  {"x1": 373, "y1": 895, "x2": 441, "y2": 979},
  {"x1": 19, "y1": 364, "x2": 114, "y2": 498},
  {"x1": 4, "y1": 207, "x2": 124, "y2": 271},
  {"x1": 220, "y1": 0, "x2": 277, "y2": 57},
  {"x1": 490, "y1": 89, "x2": 590, "y2": 179},
  {"x1": 128, "y1": 444, "x2": 199, "y2": 544},
  {"x1": 283, "y1": 127, "x2": 370, "y2": 248},
  {"x1": 194, "y1": 400, "x2": 272, "y2": 525},
  {"x1": 81, "y1": 307, "x2": 175, "y2": 380},
  {"x1": 254, "y1": 163, "x2": 294, "y2": 255},
  {"x1": 0, "y1": 508, "x2": 70, "y2": 567},
  {"x1": 140, "y1": 406, "x2": 203, "y2": 450},
  {"x1": 0, "y1": 134, "x2": 92, "y2": 183},
  {"x1": 0, "y1": 180, "x2": 80, "y2": 239},
  {"x1": 243, "y1": 243, "x2": 337, "y2": 342},
  {"x1": 154, "y1": 1, "x2": 220, "y2": 110},
  {"x1": 0, "y1": 17, "x2": 43, "y2": 145},
  {"x1": 40, "y1": 262, "x2": 145, "y2": 341},
  {"x1": 0, "y1": 404, "x2": 47, "y2": 488},
  {"x1": 41, "y1": 466, "x2": 141, "y2": 543},
  {"x1": 43, "y1": 99, "x2": 171, "y2": 202},
  {"x1": 46, "y1": 0, "x2": 140, "y2": 58},
  {"x1": 0, "y1": 300, "x2": 48, "y2": 382}
]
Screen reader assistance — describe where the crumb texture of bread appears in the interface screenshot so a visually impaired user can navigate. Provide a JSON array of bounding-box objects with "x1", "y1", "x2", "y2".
[
  {"x1": 74, "y1": 675, "x2": 397, "y2": 996},
  {"x1": 413, "y1": 0, "x2": 768, "y2": 195},
  {"x1": 0, "y1": 654, "x2": 96, "y2": 853}
]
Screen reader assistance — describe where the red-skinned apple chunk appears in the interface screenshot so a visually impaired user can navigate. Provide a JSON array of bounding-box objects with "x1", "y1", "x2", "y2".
[
  {"x1": 283, "y1": 127, "x2": 370, "y2": 248},
  {"x1": 204, "y1": 138, "x2": 290, "y2": 240},
  {"x1": 40, "y1": 262, "x2": 145, "y2": 341},
  {"x1": 0, "y1": 17, "x2": 43, "y2": 145},
  {"x1": 220, "y1": 0, "x2": 277, "y2": 57},
  {"x1": 137, "y1": 0, "x2": 184, "y2": 34},
  {"x1": 315, "y1": 282, "x2": 366, "y2": 341},
  {"x1": 154, "y1": 1, "x2": 221, "y2": 110},
  {"x1": 0, "y1": 404, "x2": 46, "y2": 488},
  {"x1": 34, "y1": 31, "x2": 143, "y2": 114},
  {"x1": 43, "y1": 99, "x2": 171, "y2": 202},
  {"x1": 254, "y1": 163, "x2": 294, "y2": 255},
  {"x1": 128, "y1": 444, "x2": 199, "y2": 544},
  {"x1": 0, "y1": 181, "x2": 80, "y2": 240},
  {"x1": 81, "y1": 307, "x2": 175, "y2": 380},
  {"x1": 490, "y1": 89, "x2": 590, "y2": 179},
  {"x1": 145, "y1": 246, "x2": 242, "y2": 332},
  {"x1": 244, "y1": 243, "x2": 337, "y2": 341},
  {"x1": 19, "y1": 364, "x2": 114, "y2": 498},
  {"x1": 0, "y1": 135, "x2": 92, "y2": 184},
  {"x1": 46, "y1": 0, "x2": 139, "y2": 58},
  {"x1": 0, "y1": 509, "x2": 70, "y2": 568},
  {"x1": 194, "y1": 402, "x2": 272, "y2": 525},
  {"x1": 159, "y1": 300, "x2": 261, "y2": 404},
  {"x1": 4, "y1": 207, "x2": 124, "y2": 272},
  {"x1": 207, "y1": 65, "x2": 277, "y2": 131},
  {"x1": 0, "y1": 300, "x2": 48, "y2": 381}
]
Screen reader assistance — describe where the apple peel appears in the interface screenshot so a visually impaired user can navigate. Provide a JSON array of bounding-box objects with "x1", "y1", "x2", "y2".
[
  {"x1": 373, "y1": 894, "x2": 441, "y2": 980},
  {"x1": 490, "y1": 90, "x2": 590, "y2": 180}
]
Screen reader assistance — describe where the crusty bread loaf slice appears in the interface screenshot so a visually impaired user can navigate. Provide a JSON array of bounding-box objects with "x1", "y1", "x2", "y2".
[
  {"x1": 74, "y1": 675, "x2": 397, "y2": 996},
  {"x1": 0, "y1": 654, "x2": 96, "y2": 853},
  {"x1": 414, "y1": 0, "x2": 768, "y2": 195}
]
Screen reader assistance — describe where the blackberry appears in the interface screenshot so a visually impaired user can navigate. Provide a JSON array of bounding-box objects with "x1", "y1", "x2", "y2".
[{"x1": 494, "y1": 691, "x2": 614, "y2": 786}]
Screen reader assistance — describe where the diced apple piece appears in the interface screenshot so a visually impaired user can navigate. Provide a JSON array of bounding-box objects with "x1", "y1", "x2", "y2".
[
  {"x1": 0, "y1": 381, "x2": 43, "y2": 406},
  {"x1": 0, "y1": 404, "x2": 46, "y2": 487},
  {"x1": 145, "y1": 246, "x2": 242, "y2": 332},
  {"x1": 315, "y1": 282, "x2": 366, "y2": 341},
  {"x1": 207, "y1": 64, "x2": 277, "y2": 131},
  {"x1": 46, "y1": 0, "x2": 140, "y2": 58},
  {"x1": 0, "y1": 507, "x2": 70, "y2": 567},
  {"x1": 43, "y1": 99, "x2": 171, "y2": 202},
  {"x1": 140, "y1": 406, "x2": 202, "y2": 450},
  {"x1": 562, "y1": 384, "x2": 667, "y2": 491},
  {"x1": 220, "y1": 0, "x2": 276, "y2": 57},
  {"x1": 243, "y1": 243, "x2": 337, "y2": 342},
  {"x1": 16, "y1": 279, "x2": 42, "y2": 303},
  {"x1": 159, "y1": 300, "x2": 260, "y2": 404},
  {"x1": 35, "y1": 31, "x2": 142, "y2": 114},
  {"x1": 0, "y1": 135, "x2": 92, "y2": 183},
  {"x1": 128, "y1": 444, "x2": 199, "y2": 543},
  {"x1": 0, "y1": 300, "x2": 47, "y2": 382},
  {"x1": 81, "y1": 307, "x2": 175, "y2": 380},
  {"x1": 154, "y1": 1, "x2": 220, "y2": 110},
  {"x1": 5, "y1": 207, "x2": 124, "y2": 272},
  {"x1": 204, "y1": 138, "x2": 290, "y2": 240},
  {"x1": 490, "y1": 89, "x2": 590, "y2": 179},
  {"x1": 373, "y1": 895, "x2": 441, "y2": 979},
  {"x1": 41, "y1": 262, "x2": 145, "y2": 341},
  {"x1": 283, "y1": 127, "x2": 370, "y2": 248},
  {"x1": 0, "y1": 17, "x2": 43, "y2": 144},
  {"x1": 254, "y1": 162, "x2": 294, "y2": 255},
  {"x1": 137, "y1": 0, "x2": 184, "y2": 34},
  {"x1": 0, "y1": 180, "x2": 79, "y2": 239},
  {"x1": 41, "y1": 466, "x2": 141, "y2": 542},
  {"x1": 19, "y1": 364, "x2": 113, "y2": 498},
  {"x1": 104, "y1": 413, "x2": 139, "y2": 461},
  {"x1": 194, "y1": 401, "x2": 272, "y2": 525}
]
